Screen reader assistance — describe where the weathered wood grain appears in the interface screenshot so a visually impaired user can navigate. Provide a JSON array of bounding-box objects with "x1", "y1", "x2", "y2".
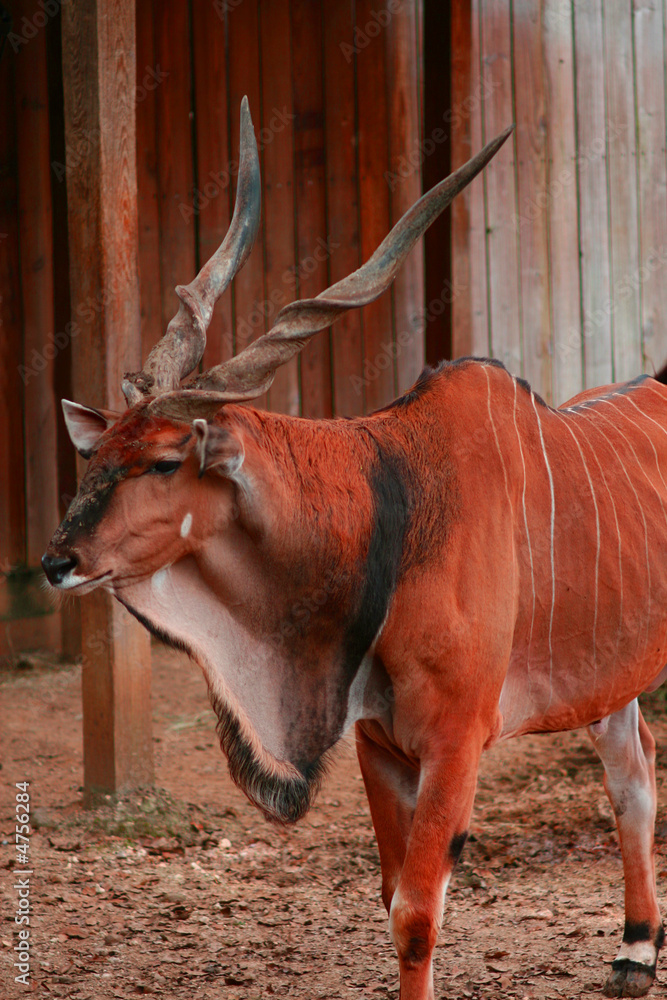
[
  {"x1": 574, "y1": 0, "x2": 613, "y2": 388},
  {"x1": 291, "y1": 0, "x2": 332, "y2": 418},
  {"x1": 323, "y1": 0, "x2": 364, "y2": 417},
  {"x1": 153, "y1": 0, "x2": 196, "y2": 345},
  {"x1": 135, "y1": 0, "x2": 162, "y2": 361},
  {"x1": 0, "y1": 31, "x2": 26, "y2": 571},
  {"x1": 469, "y1": 0, "x2": 491, "y2": 357},
  {"x1": 61, "y1": 0, "x2": 153, "y2": 799},
  {"x1": 387, "y1": 0, "x2": 424, "y2": 391},
  {"x1": 604, "y1": 2, "x2": 641, "y2": 382},
  {"x1": 480, "y1": 0, "x2": 522, "y2": 374},
  {"x1": 543, "y1": 0, "x2": 582, "y2": 405},
  {"x1": 356, "y1": 0, "x2": 395, "y2": 411},
  {"x1": 513, "y1": 0, "x2": 551, "y2": 400},
  {"x1": 450, "y1": 0, "x2": 474, "y2": 360},
  {"x1": 261, "y1": 0, "x2": 300, "y2": 415},
  {"x1": 14, "y1": 0, "x2": 59, "y2": 564},
  {"x1": 633, "y1": 0, "x2": 667, "y2": 376}
]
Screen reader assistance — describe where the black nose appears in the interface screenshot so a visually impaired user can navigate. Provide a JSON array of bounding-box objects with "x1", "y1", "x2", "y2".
[{"x1": 41, "y1": 553, "x2": 78, "y2": 586}]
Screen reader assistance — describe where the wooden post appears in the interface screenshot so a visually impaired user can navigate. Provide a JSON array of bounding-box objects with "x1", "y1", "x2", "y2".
[{"x1": 61, "y1": 0, "x2": 153, "y2": 802}]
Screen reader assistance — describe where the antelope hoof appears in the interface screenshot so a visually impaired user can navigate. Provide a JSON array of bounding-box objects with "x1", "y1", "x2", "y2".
[{"x1": 603, "y1": 960, "x2": 656, "y2": 998}]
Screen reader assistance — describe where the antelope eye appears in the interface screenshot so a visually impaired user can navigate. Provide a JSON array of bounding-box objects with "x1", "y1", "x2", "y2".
[{"x1": 151, "y1": 459, "x2": 181, "y2": 475}]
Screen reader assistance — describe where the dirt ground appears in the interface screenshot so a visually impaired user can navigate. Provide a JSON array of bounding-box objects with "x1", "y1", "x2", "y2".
[{"x1": 3, "y1": 645, "x2": 667, "y2": 1000}]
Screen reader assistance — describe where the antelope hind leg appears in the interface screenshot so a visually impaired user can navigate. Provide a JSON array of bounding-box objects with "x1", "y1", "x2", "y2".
[{"x1": 588, "y1": 700, "x2": 664, "y2": 997}]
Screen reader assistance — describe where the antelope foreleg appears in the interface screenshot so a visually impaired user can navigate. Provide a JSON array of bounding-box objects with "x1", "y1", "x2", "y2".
[
  {"x1": 385, "y1": 734, "x2": 483, "y2": 1000},
  {"x1": 588, "y1": 700, "x2": 663, "y2": 998},
  {"x1": 356, "y1": 723, "x2": 418, "y2": 913}
]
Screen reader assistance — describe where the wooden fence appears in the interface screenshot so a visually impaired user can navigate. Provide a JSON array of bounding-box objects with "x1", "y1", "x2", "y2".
[
  {"x1": 0, "y1": 0, "x2": 425, "y2": 658},
  {"x1": 6, "y1": 0, "x2": 667, "y2": 659},
  {"x1": 452, "y1": 0, "x2": 667, "y2": 406},
  {"x1": 135, "y1": 0, "x2": 424, "y2": 421}
]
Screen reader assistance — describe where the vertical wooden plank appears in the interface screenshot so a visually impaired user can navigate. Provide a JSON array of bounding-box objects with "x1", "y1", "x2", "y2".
[
  {"x1": 543, "y1": 0, "x2": 582, "y2": 405},
  {"x1": 603, "y1": 3, "x2": 641, "y2": 382},
  {"x1": 574, "y1": 0, "x2": 612, "y2": 388},
  {"x1": 450, "y1": 0, "x2": 474, "y2": 359},
  {"x1": 291, "y1": 0, "x2": 332, "y2": 417},
  {"x1": 48, "y1": 8, "x2": 81, "y2": 657},
  {"x1": 323, "y1": 0, "x2": 364, "y2": 416},
  {"x1": 513, "y1": 0, "x2": 551, "y2": 401},
  {"x1": 136, "y1": 0, "x2": 162, "y2": 361},
  {"x1": 633, "y1": 0, "x2": 667, "y2": 375},
  {"x1": 422, "y1": 0, "x2": 452, "y2": 367},
  {"x1": 0, "y1": 35, "x2": 26, "y2": 571},
  {"x1": 15, "y1": 0, "x2": 60, "y2": 565},
  {"x1": 62, "y1": 0, "x2": 153, "y2": 799},
  {"x1": 192, "y1": 0, "x2": 234, "y2": 370},
  {"x1": 356, "y1": 0, "x2": 394, "y2": 410},
  {"x1": 154, "y1": 0, "x2": 196, "y2": 345},
  {"x1": 469, "y1": 0, "x2": 490, "y2": 356},
  {"x1": 260, "y1": 0, "x2": 300, "y2": 415},
  {"x1": 227, "y1": 0, "x2": 267, "y2": 358},
  {"x1": 387, "y1": 0, "x2": 425, "y2": 391},
  {"x1": 480, "y1": 0, "x2": 522, "y2": 375}
]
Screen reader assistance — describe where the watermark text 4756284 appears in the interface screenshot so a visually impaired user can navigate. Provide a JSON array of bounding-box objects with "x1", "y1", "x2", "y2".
[{"x1": 13, "y1": 782, "x2": 32, "y2": 987}]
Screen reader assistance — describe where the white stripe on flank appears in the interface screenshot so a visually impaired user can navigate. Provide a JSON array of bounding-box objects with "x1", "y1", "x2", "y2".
[
  {"x1": 483, "y1": 367, "x2": 514, "y2": 514},
  {"x1": 512, "y1": 378, "x2": 536, "y2": 692},
  {"x1": 578, "y1": 406, "x2": 652, "y2": 661},
  {"x1": 615, "y1": 394, "x2": 667, "y2": 497},
  {"x1": 567, "y1": 414, "x2": 624, "y2": 690},
  {"x1": 557, "y1": 413, "x2": 600, "y2": 692},
  {"x1": 531, "y1": 394, "x2": 555, "y2": 709}
]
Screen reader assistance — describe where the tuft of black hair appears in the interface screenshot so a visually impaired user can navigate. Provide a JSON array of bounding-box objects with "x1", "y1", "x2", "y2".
[{"x1": 210, "y1": 691, "x2": 327, "y2": 825}]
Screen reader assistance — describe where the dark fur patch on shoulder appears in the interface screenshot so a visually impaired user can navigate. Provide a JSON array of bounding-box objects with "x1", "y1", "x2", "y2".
[{"x1": 340, "y1": 442, "x2": 410, "y2": 681}]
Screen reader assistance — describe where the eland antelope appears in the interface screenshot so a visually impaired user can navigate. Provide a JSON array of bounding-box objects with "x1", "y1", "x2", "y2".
[{"x1": 43, "y1": 100, "x2": 666, "y2": 999}]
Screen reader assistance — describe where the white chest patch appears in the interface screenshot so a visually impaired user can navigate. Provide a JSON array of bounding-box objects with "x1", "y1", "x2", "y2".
[{"x1": 180, "y1": 512, "x2": 193, "y2": 538}]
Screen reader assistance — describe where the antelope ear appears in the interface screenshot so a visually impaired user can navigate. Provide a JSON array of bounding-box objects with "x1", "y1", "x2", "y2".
[
  {"x1": 192, "y1": 419, "x2": 244, "y2": 478},
  {"x1": 61, "y1": 400, "x2": 121, "y2": 458}
]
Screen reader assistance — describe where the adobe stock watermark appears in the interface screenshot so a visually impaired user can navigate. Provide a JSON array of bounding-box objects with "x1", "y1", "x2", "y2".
[
  {"x1": 555, "y1": 243, "x2": 667, "y2": 364},
  {"x1": 179, "y1": 107, "x2": 295, "y2": 223},
  {"x1": 12, "y1": 781, "x2": 32, "y2": 987},
  {"x1": 7, "y1": 0, "x2": 68, "y2": 52},
  {"x1": 340, "y1": 0, "x2": 403, "y2": 63},
  {"x1": 350, "y1": 274, "x2": 467, "y2": 395},
  {"x1": 384, "y1": 78, "x2": 501, "y2": 192},
  {"x1": 513, "y1": 120, "x2": 628, "y2": 232},
  {"x1": 19, "y1": 285, "x2": 118, "y2": 385},
  {"x1": 51, "y1": 66, "x2": 169, "y2": 183},
  {"x1": 228, "y1": 233, "x2": 340, "y2": 351}
]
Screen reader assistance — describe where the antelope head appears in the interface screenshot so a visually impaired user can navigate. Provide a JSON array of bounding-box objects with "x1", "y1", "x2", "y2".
[{"x1": 42, "y1": 99, "x2": 512, "y2": 820}]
